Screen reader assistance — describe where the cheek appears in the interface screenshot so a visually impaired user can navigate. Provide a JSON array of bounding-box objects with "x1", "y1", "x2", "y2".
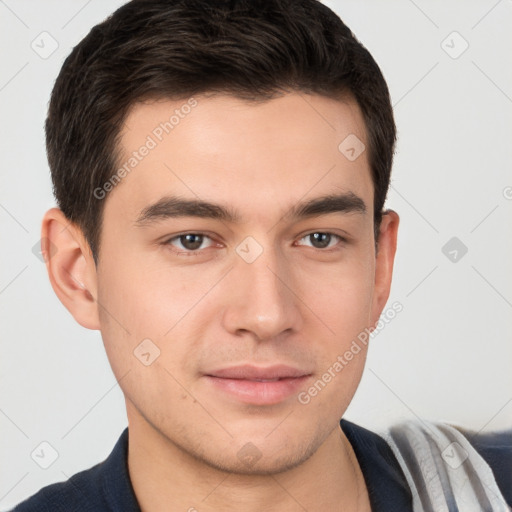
[
  {"x1": 296, "y1": 250, "x2": 375, "y2": 333},
  {"x1": 97, "y1": 251, "x2": 196, "y2": 334},
  {"x1": 95, "y1": 259, "x2": 193, "y2": 410},
  {"x1": 95, "y1": 254, "x2": 163, "y2": 369},
  {"x1": 297, "y1": 339, "x2": 368, "y2": 431},
  {"x1": 95, "y1": 253, "x2": 217, "y2": 376},
  {"x1": 291, "y1": 248, "x2": 375, "y2": 405}
]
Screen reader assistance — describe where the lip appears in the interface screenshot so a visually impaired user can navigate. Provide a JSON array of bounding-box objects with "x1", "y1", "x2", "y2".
[{"x1": 204, "y1": 365, "x2": 312, "y2": 405}]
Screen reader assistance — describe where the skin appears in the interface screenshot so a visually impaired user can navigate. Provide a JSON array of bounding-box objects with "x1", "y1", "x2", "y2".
[{"x1": 42, "y1": 92, "x2": 399, "y2": 511}]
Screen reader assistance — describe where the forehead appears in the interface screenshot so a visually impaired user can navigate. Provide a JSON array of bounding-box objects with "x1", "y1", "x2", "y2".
[{"x1": 107, "y1": 92, "x2": 373, "y2": 223}]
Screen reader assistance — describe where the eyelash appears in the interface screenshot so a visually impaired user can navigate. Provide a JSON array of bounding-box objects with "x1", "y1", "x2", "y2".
[{"x1": 164, "y1": 231, "x2": 346, "y2": 255}]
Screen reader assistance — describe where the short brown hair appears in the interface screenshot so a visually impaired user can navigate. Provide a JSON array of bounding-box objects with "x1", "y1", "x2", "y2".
[{"x1": 46, "y1": 0, "x2": 396, "y2": 262}]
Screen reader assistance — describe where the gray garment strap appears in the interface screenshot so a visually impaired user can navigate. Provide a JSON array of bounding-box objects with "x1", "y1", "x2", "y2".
[{"x1": 379, "y1": 419, "x2": 509, "y2": 512}]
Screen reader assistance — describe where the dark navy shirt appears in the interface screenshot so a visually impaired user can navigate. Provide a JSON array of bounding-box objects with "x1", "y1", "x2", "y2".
[{"x1": 12, "y1": 420, "x2": 511, "y2": 511}]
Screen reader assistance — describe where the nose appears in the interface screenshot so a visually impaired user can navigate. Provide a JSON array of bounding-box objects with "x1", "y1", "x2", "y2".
[{"x1": 221, "y1": 245, "x2": 303, "y2": 341}]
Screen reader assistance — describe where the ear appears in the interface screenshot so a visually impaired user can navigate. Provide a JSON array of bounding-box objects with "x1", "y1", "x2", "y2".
[
  {"x1": 41, "y1": 208, "x2": 100, "y2": 330},
  {"x1": 369, "y1": 210, "x2": 399, "y2": 326}
]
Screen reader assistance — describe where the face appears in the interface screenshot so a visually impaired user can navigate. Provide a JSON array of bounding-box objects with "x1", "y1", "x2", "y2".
[{"x1": 91, "y1": 92, "x2": 396, "y2": 474}]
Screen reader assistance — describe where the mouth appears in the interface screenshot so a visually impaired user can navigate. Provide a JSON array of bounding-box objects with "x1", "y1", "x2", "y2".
[{"x1": 204, "y1": 364, "x2": 312, "y2": 405}]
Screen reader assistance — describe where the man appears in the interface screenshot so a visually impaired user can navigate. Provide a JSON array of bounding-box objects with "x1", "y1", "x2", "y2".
[{"x1": 13, "y1": 0, "x2": 511, "y2": 510}]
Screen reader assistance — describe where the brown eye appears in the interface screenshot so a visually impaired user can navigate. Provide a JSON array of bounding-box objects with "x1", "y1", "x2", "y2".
[
  {"x1": 309, "y1": 233, "x2": 331, "y2": 248},
  {"x1": 168, "y1": 233, "x2": 212, "y2": 251},
  {"x1": 180, "y1": 234, "x2": 204, "y2": 250},
  {"x1": 297, "y1": 232, "x2": 341, "y2": 249}
]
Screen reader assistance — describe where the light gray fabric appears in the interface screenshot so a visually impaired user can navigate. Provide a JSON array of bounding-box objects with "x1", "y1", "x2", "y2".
[{"x1": 380, "y1": 419, "x2": 509, "y2": 512}]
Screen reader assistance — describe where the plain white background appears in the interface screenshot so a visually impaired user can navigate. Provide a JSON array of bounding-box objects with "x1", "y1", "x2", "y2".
[{"x1": 1, "y1": 0, "x2": 511, "y2": 509}]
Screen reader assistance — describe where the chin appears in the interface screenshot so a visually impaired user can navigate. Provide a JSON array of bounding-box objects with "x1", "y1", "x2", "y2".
[{"x1": 184, "y1": 426, "x2": 326, "y2": 477}]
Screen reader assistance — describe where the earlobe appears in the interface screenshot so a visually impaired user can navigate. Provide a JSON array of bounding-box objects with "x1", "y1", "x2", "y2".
[
  {"x1": 370, "y1": 210, "x2": 399, "y2": 326},
  {"x1": 41, "y1": 208, "x2": 100, "y2": 330}
]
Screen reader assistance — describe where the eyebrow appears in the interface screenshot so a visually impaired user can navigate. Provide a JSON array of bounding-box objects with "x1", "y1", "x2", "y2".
[{"x1": 134, "y1": 192, "x2": 366, "y2": 227}]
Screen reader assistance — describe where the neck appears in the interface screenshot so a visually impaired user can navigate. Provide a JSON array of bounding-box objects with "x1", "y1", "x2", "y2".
[{"x1": 127, "y1": 414, "x2": 370, "y2": 512}]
